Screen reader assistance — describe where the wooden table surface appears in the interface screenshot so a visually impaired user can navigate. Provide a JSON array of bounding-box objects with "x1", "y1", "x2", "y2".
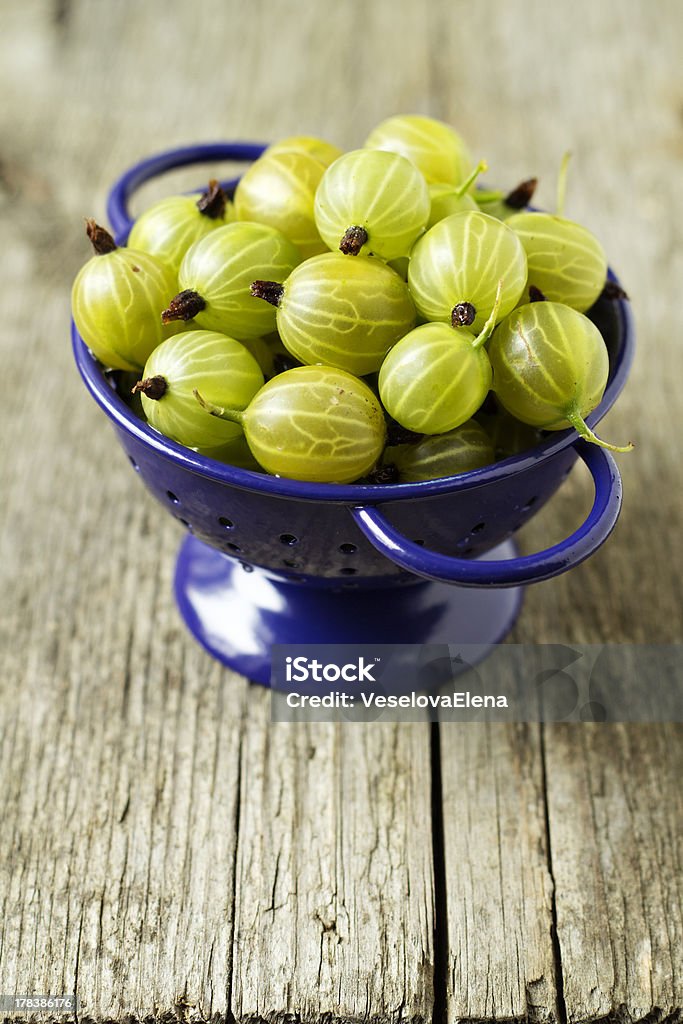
[{"x1": 1, "y1": 2, "x2": 682, "y2": 1022}]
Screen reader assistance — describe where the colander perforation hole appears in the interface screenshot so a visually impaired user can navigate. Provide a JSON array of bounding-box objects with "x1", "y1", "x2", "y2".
[
  {"x1": 283, "y1": 559, "x2": 300, "y2": 569},
  {"x1": 176, "y1": 516, "x2": 192, "y2": 531},
  {"x1": 279, "y1": 533, "x2": 299, "y2": 546},
  {"x1": 218, "y1": 517, "x2": 234, "y2": 529},
  {"x1": 226, "y1": 542, "x2": 241, "y2": 553},
  {"x1": 340, "y1": 567, "x2": 357, "y2": 576},
  {"x1": 339, "y1": 543, "x2": 357, "y2": 554},
  {"x1": 128, "y1": 455, "x2": 139, "y2": 471},
  {"x1": 521, "y1": 496, "x2": 538, "y2": 512},
  {"x1": 167, "y1": 490, "x2": 180, "y2": 503},
  {"x1": 413, "y1": 539, "x2": 425, "y2": 547},
  {"x1": 471, "y1": 522, "x2": 486, "y2": 534}
]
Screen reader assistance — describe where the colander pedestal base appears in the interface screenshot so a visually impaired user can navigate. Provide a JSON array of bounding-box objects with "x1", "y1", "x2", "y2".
[{"x1": 174, "y1": 535, "x2": 524, "y2": 685}]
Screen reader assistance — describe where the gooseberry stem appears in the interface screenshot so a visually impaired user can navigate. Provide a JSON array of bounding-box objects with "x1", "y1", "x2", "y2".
[
  {"x1": 250, "y1": 280, "x2": 285, "y2": 306},
  {"x1": 565, "y1": 407, "x2": 633, "y2": 453},
  {"x1": 132, "y1": 375, "x2": 167, "y2": 401},
  {"x1": 556, "y1": 151, "x2": 571, "y2": 217},
  {"x1": 455, "y1": 159, "x2": 488, "y2": 198},
  {"x1": 193, "y1": 388, "x2": 245, "y2": 425},
  {"x1": 161, "y1": 289, "x2": 206, "y2": 323},
  {"x1": 86, "y1": 219, "x2": 117, "y2": 255},
  {"x1": 339, "y1": 225, "x2": 368, "y2": 256},
  {"x1": 474, "y1": 189, "x2": 505, "y2": 204},
  {"x1": 196, "y1": 179, "x2": 227, "y2": 220},
  {"x1": 474, "y1": 178, "x2": 538, "y2": 210},
  {"x1": 472, "y1": 279, "x2": 504, "y2": 350}
]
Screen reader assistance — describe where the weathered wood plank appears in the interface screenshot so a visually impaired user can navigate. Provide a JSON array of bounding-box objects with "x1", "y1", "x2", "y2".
[
  {"x1": 232, "y1": 712, "x2": 434, "y2": 1024},
  {"x1": 545, "y1": 725, "x2": 683, "y2": 1024},
  {"x1": 439, "y1": 723, "x2": 559, "y2": 1024},
  {"x1": 0, "y1": 292, "x2": 249, "y2": 1024}
]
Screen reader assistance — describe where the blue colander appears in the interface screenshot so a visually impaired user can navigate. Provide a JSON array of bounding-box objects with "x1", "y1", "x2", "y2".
[{"x1": 71, "y1": 143, "x2": 634, "y2": 684}]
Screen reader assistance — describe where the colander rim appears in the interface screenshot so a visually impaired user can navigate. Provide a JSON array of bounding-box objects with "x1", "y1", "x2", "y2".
[{"x1": 71, "y1": 271, "x2": 634, "y2": 504}]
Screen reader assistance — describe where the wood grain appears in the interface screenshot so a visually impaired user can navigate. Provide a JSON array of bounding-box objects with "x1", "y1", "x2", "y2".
[
  {"x1": 0, "y1": 1, "x2": 682, "y2": 1022},
  {"x1": 545, "y1": 725, "x2": 683, "y2": 1024},
  {"x1": 232, "y1": 713, "x2": 434, "y2": 1024},
  {"x1": 439, "y1": 722, "x2": 560, "y2": 1024}
]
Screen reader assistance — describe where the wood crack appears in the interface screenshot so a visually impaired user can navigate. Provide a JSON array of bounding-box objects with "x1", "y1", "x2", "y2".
[
  {"x1": 430, "y1": 723, "x2": 448, "y2": 1024},
  {"x1": 539, "y1": 723, "x2": 568, "y2": 1024}
]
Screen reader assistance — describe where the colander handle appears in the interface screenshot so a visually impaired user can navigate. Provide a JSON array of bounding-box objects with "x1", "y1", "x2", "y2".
[
  {"x1": 106, "y1": 141, "x2": 268, "y2": 242},
  {"x1": 351, "y1": 440, "x2": 622, "y2": 588}
]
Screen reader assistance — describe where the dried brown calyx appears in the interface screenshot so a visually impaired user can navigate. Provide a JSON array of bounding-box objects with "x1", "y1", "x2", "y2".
[
  {"x1": 451, "y1": 302, "x2": 476, "y2": 328},
  {"x1": 600, "y1": 280, "x2": 629, "y2": 302},
  {"x1": 250, "y1": 281, "x2": 285, "y2": 307},
  {"x1": 86, "y1": 219, "x2": 117, "y2": 255},
  {"x1": 196, "y1": 179, "x2": 228, "y2": 220},
  {"x1": 161, "y1": 290, "x2": 207, "y2": 323},
  {"x1": 339, "y1": 225, "x2": 368, "y2": 256},
  {"x1": 385, "y1": 417, "x2": 423, "y2": 447},
  {"x1": 504, "y1": 178, "x2": 538, "y2": 210},
  {"x1": 367, "y1": 464, "x2": 400, "y2": 485},
  {"x1": 132, "y1": 375, "x2": 167, "y2": 401}
]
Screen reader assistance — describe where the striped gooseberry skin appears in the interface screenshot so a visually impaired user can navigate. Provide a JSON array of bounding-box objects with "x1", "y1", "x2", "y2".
[
  {"x1": 192, "y1": 433, "x2": 263, "y2": 472},
  {"x1": 178, "y1": 222, "x2": 301, "y2": 338},
  {"x1": 408, "y1": 211, "x2": 528, "y2": 334},
  {"x1": 242, "y1": 366, "x2": 386, "y2": 483},
  {"x1": 314, "y1": 149, "x2": 430, "y2": 261},
  {"x1": 274, "y1": 253, "x2": 416, "y2": 376},
  {"x1": 364, "y1": 114, "x2": 473, "y2": 186},
  {"x1": 71, "y1": 247, "x2": 179, "y2": 372},
  {"x1": 389, "y1": 419, "x2": 495, "y2": 482},
  {"x1": 506, "y1": 212, "x2": 608, "y2": 312},
  {"x1": 234, "y1": 151, "x2": 328, "y2": 260},
  {"x1": 378, "y1": 322, "x2": 493, "y2": 435},
  {"x1": 265, "y1": 135, "x2": 343, "y2": 168},
  {"x1": 128, "y1": 193, "x2": 234, "y2": 274},
  {"x1": 139, "y1": 330, "x2": 264, "y2": 449},
  {"x1": 475, "y1": 196, "x2": 520, "y2": 222},
  {"x1": 427, "y1": 182, "x2": 478, "y2": 228},
  {"x1": 475, "y1": 407, "x2": 542, "y2": 459},
  {"x1": 488, "y1": 302, "x2": 608, "y2": 430}
]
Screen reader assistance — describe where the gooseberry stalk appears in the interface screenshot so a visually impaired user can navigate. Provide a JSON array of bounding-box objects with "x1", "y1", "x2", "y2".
[
  {"x1": 454, "y1": 159, "x2": 488, "y2": 197},
  {"x1": 563, "y1": 409, "x2": 633, "y2": 453},
  {"x1": 193, "y1": 389, "x2": 244, "y2": 425},
  {"x1": 475, "y1": 177, "x2": 539, "y2": 214},
  {"x1": 426, "y1": 161, "x2": 490, "y2": 229},
  {"x1": 469, "y1": 280, "x2": 503, "y2": 347},
  {"x1": 556, "y1": 151, "x2": 571, "y2": 217}
]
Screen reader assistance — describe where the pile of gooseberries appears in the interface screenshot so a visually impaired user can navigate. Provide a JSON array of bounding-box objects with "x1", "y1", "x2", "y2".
[{"x1": 72, "y1": 115, "x2": 631, "y2": 486}]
